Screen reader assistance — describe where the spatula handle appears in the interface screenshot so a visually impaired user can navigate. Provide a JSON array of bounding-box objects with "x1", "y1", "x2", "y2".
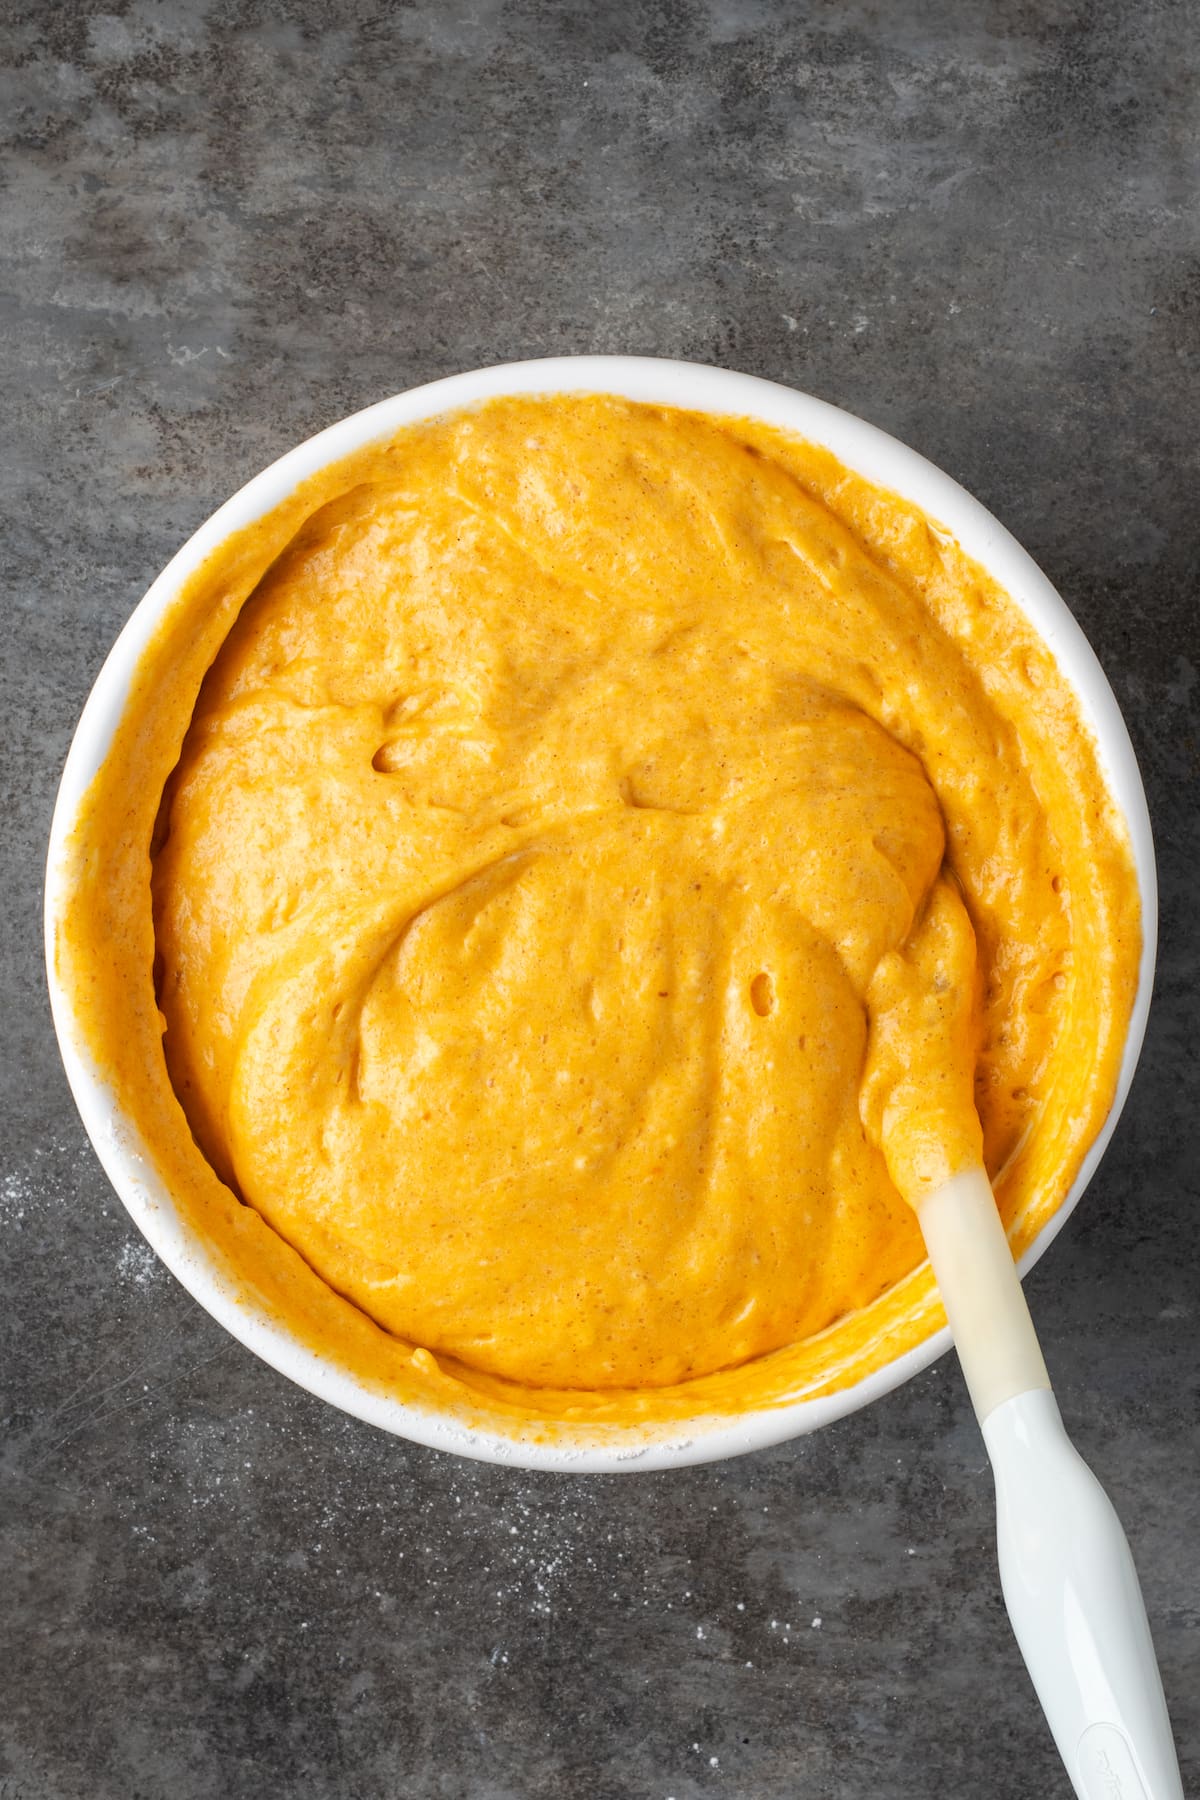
[
  {"x1": 918, "y1": 1168, "x2": 1182, "y2": 1799},
  {"x1": 984, "y1": 1389, "x2": 1182, "y2": 1800},
  {"x1": 918, "y1": 1165, "x2": 1050, "y2": 1420}
]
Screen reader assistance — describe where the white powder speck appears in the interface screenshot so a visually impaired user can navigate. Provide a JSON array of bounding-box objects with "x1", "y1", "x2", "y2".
[
  {"x1": 1, "y1": 1169, "x2": 29, "y2": 1219},
  {"x1": 117, "y1": 1237, "x2": 160, "y2": 1286},
  {"x1": 811, "y1": 1616, "x2": 822, "y2": 1629}
]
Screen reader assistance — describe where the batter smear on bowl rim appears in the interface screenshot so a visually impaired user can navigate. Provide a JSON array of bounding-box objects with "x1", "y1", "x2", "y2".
[{"x1": 58, "y1": 395, "x2": 1140, "y2": 1433}]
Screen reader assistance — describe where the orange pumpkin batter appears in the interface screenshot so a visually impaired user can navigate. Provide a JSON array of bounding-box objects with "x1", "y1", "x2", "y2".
[{"x1": 56, "y1": 395, "x2": 1141, "y2": 1437}]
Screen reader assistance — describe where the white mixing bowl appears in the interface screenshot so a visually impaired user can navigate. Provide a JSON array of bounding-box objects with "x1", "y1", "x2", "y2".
[{"x1": 44, "y1": 356, "x2": 1157, "y2": 1470}]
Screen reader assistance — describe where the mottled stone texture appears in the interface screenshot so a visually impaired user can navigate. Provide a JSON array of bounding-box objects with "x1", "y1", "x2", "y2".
[{"x1": 1, "y1": 2, "x2": 1197, "y2": 1795}]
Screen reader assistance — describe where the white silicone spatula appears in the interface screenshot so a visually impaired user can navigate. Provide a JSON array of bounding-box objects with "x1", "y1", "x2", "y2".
[{"x1": 918, "y1": 1165, "x2": 1182, "y2": 1798}]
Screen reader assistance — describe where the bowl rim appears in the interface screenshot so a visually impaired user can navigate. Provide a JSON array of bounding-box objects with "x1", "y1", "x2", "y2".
[{"x1": 44, "y1": 354, "x2": 1158, "y2": 1472}]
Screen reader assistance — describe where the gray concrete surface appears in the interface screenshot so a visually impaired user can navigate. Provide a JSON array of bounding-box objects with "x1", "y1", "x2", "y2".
[{"x1": 2, "y1": 2, "x2": 1198, "y2": 1796}]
